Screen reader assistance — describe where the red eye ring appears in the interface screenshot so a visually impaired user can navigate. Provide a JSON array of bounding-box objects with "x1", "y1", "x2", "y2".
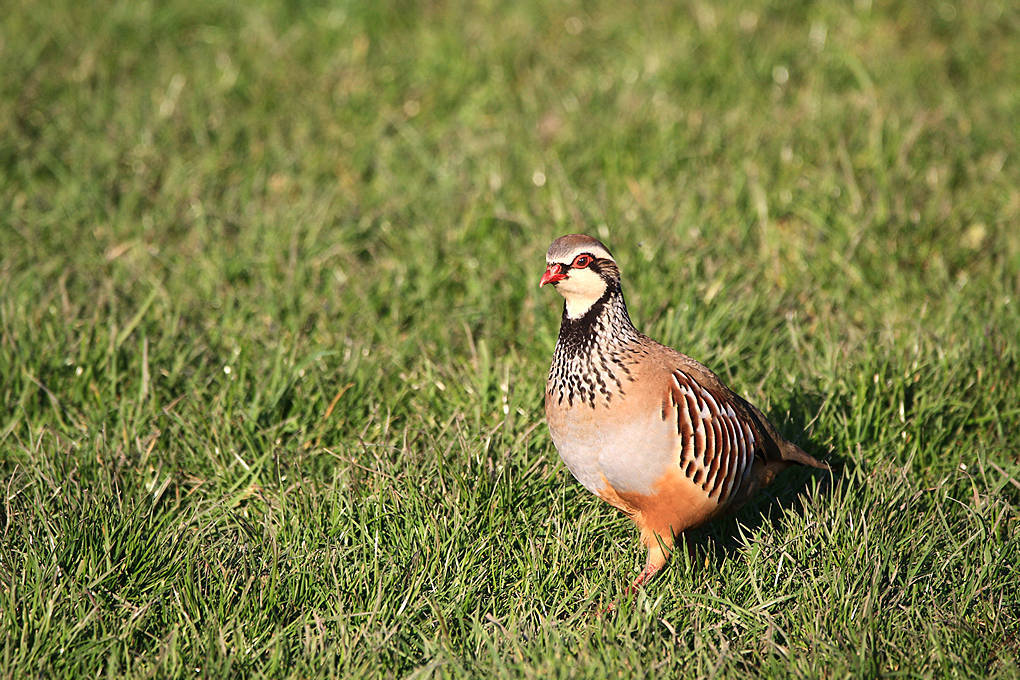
[{"x1": 572, "y1": 254, "x2": 592, "y2": 268}]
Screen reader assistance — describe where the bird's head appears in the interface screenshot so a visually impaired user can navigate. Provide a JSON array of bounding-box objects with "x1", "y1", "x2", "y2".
[{"x1": 540, "y1": 234, "x2": 620, "y2": 318}]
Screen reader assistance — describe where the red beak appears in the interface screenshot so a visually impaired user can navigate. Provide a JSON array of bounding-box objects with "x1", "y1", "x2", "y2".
[{"x1": 540, "y1": 263, "x2": 567, "y2": 287}]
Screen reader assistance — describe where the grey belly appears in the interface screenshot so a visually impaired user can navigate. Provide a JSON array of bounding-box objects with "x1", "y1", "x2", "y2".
[{"x1": 549, "y1": 411, "x2": 675, "y2": 497}]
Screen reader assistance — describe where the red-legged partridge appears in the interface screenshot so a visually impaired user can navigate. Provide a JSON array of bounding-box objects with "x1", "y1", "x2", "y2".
[{"x1": 540, "y1": 234, "x2": 828, "y2": 590}]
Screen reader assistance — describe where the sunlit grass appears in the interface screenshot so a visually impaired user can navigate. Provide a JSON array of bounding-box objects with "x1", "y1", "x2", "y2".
[{"x1": 1, "y1": 0, "x2": 1018, "y2": 677}]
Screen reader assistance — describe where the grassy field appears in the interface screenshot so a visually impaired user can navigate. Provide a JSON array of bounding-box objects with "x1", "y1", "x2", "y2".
[{"x1": 2, "y1": 0, "x2": 1019, "y2": 677}]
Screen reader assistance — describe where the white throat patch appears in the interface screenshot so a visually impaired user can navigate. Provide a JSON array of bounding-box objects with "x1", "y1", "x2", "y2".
[
  {"x1": 552, "y1": 267, "x2": 608, "y2": 319},
  {"x1": 565, "y1": 296, "x2": 596, "y2": 319}
]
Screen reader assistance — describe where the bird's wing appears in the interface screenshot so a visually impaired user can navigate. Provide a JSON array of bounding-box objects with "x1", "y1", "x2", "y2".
[{"x1": 664, "y1": 368, "x2": 763, "y2": 505}]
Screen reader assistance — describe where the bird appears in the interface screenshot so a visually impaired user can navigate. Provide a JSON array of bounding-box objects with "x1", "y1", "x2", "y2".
[{"x1": 540, "y1": 233, "x2": 828, "y2": 592}]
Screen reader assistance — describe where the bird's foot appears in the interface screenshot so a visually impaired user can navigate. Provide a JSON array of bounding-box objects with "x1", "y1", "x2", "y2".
[
  {"x1": 598, "y1": 562, "x2": 663, "y2": 616},
  {"x1": 629, "y1": 561, "x2": 662, "y2": 591}
]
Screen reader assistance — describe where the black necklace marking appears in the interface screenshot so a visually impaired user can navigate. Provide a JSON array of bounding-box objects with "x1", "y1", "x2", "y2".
[{"x1": 547, "y1": 282, "x2": 643, "y2": 408}]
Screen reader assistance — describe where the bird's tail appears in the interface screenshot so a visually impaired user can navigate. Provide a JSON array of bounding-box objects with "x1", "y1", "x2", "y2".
[{"x1": 779, "y1": 440, "x2": 830, "y2": 471}]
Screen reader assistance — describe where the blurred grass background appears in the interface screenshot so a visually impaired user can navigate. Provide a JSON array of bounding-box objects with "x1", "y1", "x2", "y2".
[{"x1": 2, "y1": 0, "x2": 1018, "y2": 677}]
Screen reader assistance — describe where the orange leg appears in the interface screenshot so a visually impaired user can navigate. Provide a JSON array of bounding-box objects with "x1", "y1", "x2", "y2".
[
  {"x1": 628, "y1": 560, "x2": 663, "y2": 591},
  {"x1": 602, "y1": 535, "x2": 675, "y2": 614}
]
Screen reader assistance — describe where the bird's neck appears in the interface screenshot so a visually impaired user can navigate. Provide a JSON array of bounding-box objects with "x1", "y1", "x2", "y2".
[
  {"x1": 548, "y1": 286, "x2": 642, "y2": 408},
  {"x1": 556, "y1": 286, "x2": 637, "y2": 350}
]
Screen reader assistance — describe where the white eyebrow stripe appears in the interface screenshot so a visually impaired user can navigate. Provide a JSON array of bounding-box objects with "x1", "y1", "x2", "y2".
[{"x1": 549, "y1": 245, "x2": 614, "y2": 264}]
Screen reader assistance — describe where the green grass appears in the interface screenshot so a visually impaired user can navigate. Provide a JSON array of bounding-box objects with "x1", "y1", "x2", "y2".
[{"x1": 2, "y1": 0, "x2": 1019, "y2": 677}]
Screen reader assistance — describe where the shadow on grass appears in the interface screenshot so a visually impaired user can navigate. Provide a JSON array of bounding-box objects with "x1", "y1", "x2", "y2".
[{"x1": 682, "y1": 390, "x2": 849, "y2": 570}]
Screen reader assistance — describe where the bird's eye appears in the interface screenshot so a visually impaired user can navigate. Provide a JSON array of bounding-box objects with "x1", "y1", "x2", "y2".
[{"x1": 572, "y1": 255, "x2": 592, "y2": 268}]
